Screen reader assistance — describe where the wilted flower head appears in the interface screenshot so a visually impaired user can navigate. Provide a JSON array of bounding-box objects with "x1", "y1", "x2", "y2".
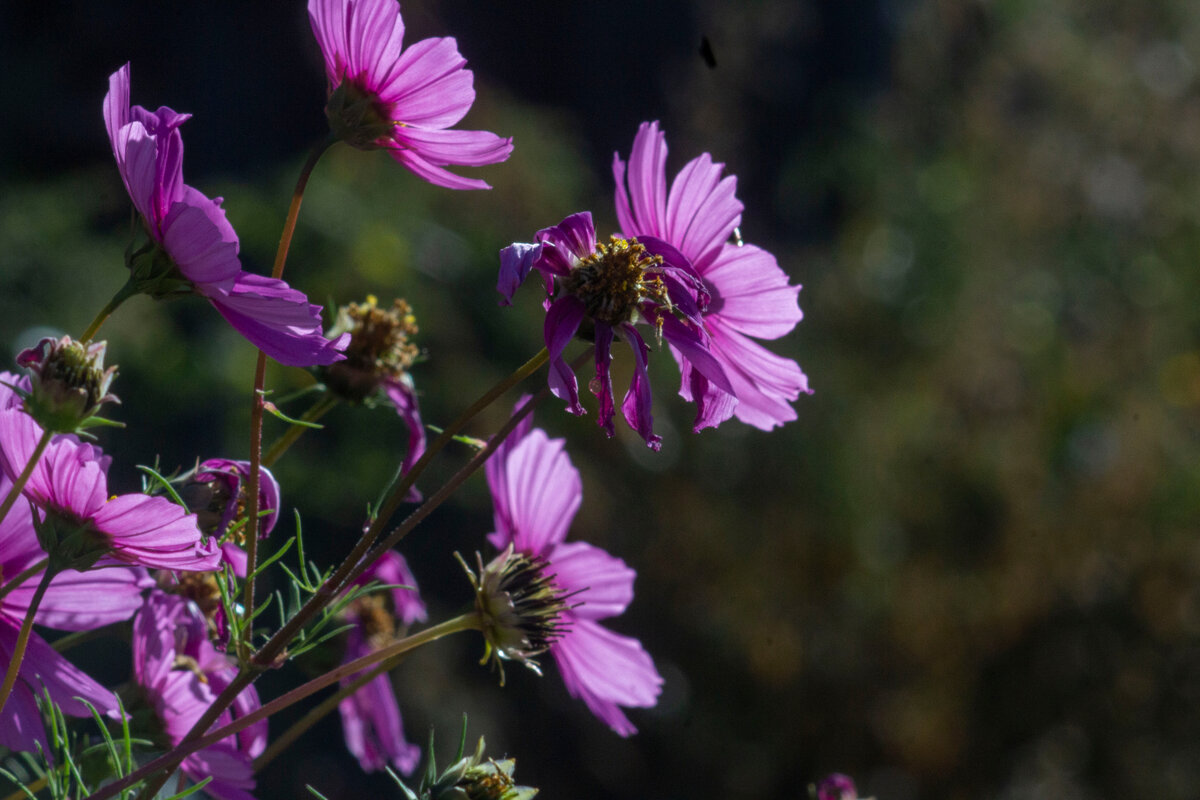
[
  {"x1": 614, "y1": 121, "x2": 809, "y2": 430},
  {"x1": 392, "y1": 732, "x2": 538, "y2": 800},
  {"x1": 0, "y1": 408, "x2": 220, "y2": 572},
  {"x1": 324, "y1": 296, "x2": 426, "y2": 496},
  {"x1": 498, "y1": 212, "x2": 732, "y2": 449},
  {"x1": 308, "y1": 0, "x2": 513, "y2": 189},
  {"x1": 103, "y1": 63, "x2": 349, "y2": 367},
  {"x1": 15, "y1": 336, "x2": 119, "y2": 434},
  {"x1": 133, "y1": 591, "x2": 265, "y2": 800},
  {"x1": 482, "y1": 412, "x2": 662, "y2": 734},
  {"x1": 0, "y1": 473, "x2": 148, "y2": 755},
  {"x1": 337, "y1": 551, "x2": 427, "y2": 774}
]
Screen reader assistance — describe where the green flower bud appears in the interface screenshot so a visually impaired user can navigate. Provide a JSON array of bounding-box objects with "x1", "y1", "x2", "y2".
[{"x1": 16, "y1": 336, "x2": 119, "y2": 434}]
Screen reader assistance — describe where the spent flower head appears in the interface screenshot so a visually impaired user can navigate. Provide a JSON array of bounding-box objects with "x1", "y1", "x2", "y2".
[
  {"x1": 308, "y1": 0, "x2": 513, "y2": 189},
  {"x1": 15, "y1": 336, "x2": 119, "y2": 435},
  {"x1": 458, "y1": 546, "x2": 571, "y2": 683}
]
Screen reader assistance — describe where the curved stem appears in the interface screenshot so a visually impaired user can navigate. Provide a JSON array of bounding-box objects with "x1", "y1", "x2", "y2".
[
  {"x1": 241, "y1": 137, "x2": 333, "y2": 657},
  {"x1": 253, "y1": 651, "x2": 408, "y2": 770},
  {"x1": 0, "y1": 568, "x2": 55, "y2": 716},
  {"x1": 0, "y1": 557, "x2": 47, "y2": 604},
  {"x1": 98, "y1": 615, "x2": 480, "y2": 800},
  {"x1": 79, "y1": 279, "x2": 138, "y2": 343},
  {"x1": 262, "y1": 394, "x2": 339, "y2": 469},
  {"x1": 0, "y1": 427, "x2": 52, "y2": 529}
]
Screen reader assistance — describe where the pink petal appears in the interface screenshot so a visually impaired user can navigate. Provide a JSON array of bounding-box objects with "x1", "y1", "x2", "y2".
[
  {"x1": 551, "y1": 618, "x2": 662, "y2": 736},
  {"x1": 549, "y1": 540, "x2": 635, "y2": 621},
  {"x1": 395, "y1": 126, "x2": 513, "y2": 168},
  {"x1": 161, "y1": 187, "x2": 242, "y2": 291},
  {"x1": 493, "y1": 429, "x2": 582, "y2": 557},
  {"x1": 706, "y1": 317, "x2": 810, "y2": 430},
  {"x1": 704, "y1": 244, "x2": 803, "y2": 339},
  {"x1": 378, "y1": 37, "x2": 473, "y2": 127}
]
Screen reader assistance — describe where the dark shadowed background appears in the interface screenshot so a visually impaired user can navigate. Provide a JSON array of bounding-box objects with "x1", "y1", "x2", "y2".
[{"x1": 2, "y1": 1, "x2": 1200, "y2": 798}]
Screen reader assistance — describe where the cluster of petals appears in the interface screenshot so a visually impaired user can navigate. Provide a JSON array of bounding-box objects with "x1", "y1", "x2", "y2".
[
  {"x1": 499, "y1": 211, "x2": 733, "y2": 449},
  {"x1": 485, "y1": 411, "x2": 662, "y2": 734},
  {"x1": 185, "y1": 457, "x2": 283, "y2": 575},
  {"x1": 0, "y1": 471, "x2": 148, "y2": 754},
  {"x1": 308, "y1": 0, "x2": 513, "y2": 190},
  {"x1": 614, "y1": 121, "x2": 809, "y2": 430},
  {"x1": 338, "y1": 550, "x2": 427, "y2": 774},
  {"x1": 103, "y1": 64, "x2": 349, "y2": 367},
  {"x1": 133, "y1": 591, "x2": 265, "y2": 800},
  {"x1": 0, "y1": 407, "x2": 220, "y2": 571}
]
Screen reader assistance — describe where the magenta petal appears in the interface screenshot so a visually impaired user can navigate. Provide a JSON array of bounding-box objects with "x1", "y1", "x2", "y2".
[
  {"x1": 396, "y1": 126, "x2": 513, "y2": 168},
  {"x1": 498, "y1": 242, "x2": 540, "y2": 305},
  {"x1": 618, "y1": 327, "x2": 662, "y2": 451},
  {"x1": 552, "y1": 618, "x2": 663, "y2": 737},
  {"x1": 355, "y1": 550, "x2": 428, "y2": 626},
  {"x1": 0, "y1": 618, "x2": 118, "y2": 727},
  {"x1": 707, "y1": 317, "x2": 810, "y2": 430},
  {"x1": 618, "y1": 121, "x2": 669, "y2": 237},
  {"x1": 92, "y1": 494, "x2": 221, "y2": 571},
  {"x1": 541, "y1": 212, "x2": 596, "y2": 263},
  {"x1": 490, "y1": 429, "x2": 582, "y2": 557},
  {"x1": 665, "y1": 153, "x2": 742, "y2": 271},
  {"x1": 703, "y1": 244, "x2": 803, "y2": 339},
  {"x1": 209, "y1": 272, "x2": 349, "y2": 367},
  {"x1": 377, "y1": 36, "x2": 471, "y2": 124},
  {"x1": 593, "y1": 324, "x2": 617, "y2": 439},
  {"x1": 659, "y1": 314, "x2": 733, "y2": 395},
  {"x1": 549, "y1": 540, "x2": 635, "y2": 621},
  {"x1": 161, "y1": 187, "x2": 242, "y2": 291},
  {"x1": 387, "y1": 147, "x2": 493, "y2": 190},
  {"x1": 383, "y1": 377, "x2": 426, "y2": 503},
  {"x1": 544, "y1": 296, "x2": 586, "y2": 415},
  {"x1": 30, "y1": 567, "x2": 148, "y2": 631},
  {"x1": 338, "y1": 667, "x2": 421, "y2": 774}
]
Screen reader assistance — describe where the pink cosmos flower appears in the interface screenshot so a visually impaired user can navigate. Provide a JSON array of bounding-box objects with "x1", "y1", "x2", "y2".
[
  {"x1": 485, "y1": 416, "x2": 662, "y2": 735},
  {"x1": 498, "y1": 212, "x2": 733, "y2": 449},
  {"x1": 338, "y1": 550, "x2": 427, "y2": 774},
  {"x1": 0, "y1": 474, "x2": 148, "y2": 755},
  {"x1": 133, "y1": 591, "x2": 265, "y2": 800},
  {"x1": 308, "y1": 0, "x2": 513, "y2": 190},
  {"x1": 179, "y1": 458, "x2": 283, "y2": 576},
  {"x1": 0, "y1": 409, "x2": 220, "y2": 572},
  {"x1": 614, "y1": 121, "x2": 810, "y2": 430},
  {"x1": 103, "y1": 64, "x2": 349, "y2": 367}
]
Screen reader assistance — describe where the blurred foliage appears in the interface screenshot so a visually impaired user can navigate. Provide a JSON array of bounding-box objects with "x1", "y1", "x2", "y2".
[{"x1": 3, "y1": 1, "x2": 1200, "y2": 799}]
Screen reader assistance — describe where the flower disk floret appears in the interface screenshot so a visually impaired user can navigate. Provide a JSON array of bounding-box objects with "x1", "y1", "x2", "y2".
[
  {"x1": 499, "y1": 212, "x2": 733, "y2": 450},
  {"x1": 308, "y1": 0, "x2": 514, "y2": 190},
  {"x1": 103, "y1": 64, "x2": 349, "y2": 367}
]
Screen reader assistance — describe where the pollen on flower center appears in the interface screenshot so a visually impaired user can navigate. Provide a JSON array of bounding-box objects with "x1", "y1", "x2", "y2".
[
  {"x1": 562, "y1": 236, "x2": 667, "y2": 325},
  {"x1": 325, "y1": 296, "x2": 420, "y2": 402},
  {"x1": 352, "y1": 593, "x2": 397, "y2": 648}
]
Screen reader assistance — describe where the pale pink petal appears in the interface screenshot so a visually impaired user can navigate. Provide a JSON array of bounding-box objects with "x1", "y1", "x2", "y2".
[
  {"x1": 494, "y1": 429, "x2": 581, "y2": 557},
  {"x1": 549, "y1": 541, "x2": 635, "y2": 621},
  {"x1": 703, "y1": 244, "x2": 803, "y2": 339}
]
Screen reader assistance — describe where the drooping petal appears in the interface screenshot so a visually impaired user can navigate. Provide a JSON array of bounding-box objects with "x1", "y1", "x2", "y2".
[
  {"x1": 551, "y1": 618, "x2": 663, "y2": 736},
  {"x1": 386, "y1": 147, "x2": 494, "y2": 191},
  {"x1": 354, "y1": 550, "x2": 427, "y2": 626},
  {"x1": 543, "y1": 296, "x2": 586, "y2": 416},
  {"x1": 592, "y1": 323, "x2": 617, "y2": 438},
  {"x1": 338, "y1": 660, "x2": 421, "y2": 774},
  {"x1": 383, "y1": 377, "x2": 426, "y2": 503},
  {"x1": 549, "y1": 540, "x2": 635, "y2": 621},
  {"x1": 394, "y1": 125, "x2": 513, "y2": 168},
  {"x1": 498, "y1": 242, "x2": 541, "y2": 305},
  {"x1": 618, "y1": 326, "x2": 662, "y2": 451},
  {"x1": 208, "y1": 272, "x2": 350, "y2": 367}
]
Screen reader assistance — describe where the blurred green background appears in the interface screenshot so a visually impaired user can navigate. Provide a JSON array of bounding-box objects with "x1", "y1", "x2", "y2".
[{"x1": 3, "y1": 1, "x2": 1200, "y2": 798}]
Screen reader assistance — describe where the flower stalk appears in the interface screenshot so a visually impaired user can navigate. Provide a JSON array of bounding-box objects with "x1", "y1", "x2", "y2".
[
  {"x1": 0, "y1": 567, "x2": 56, "y2": 715},
  {"x1": 0, "y1": 426, "x2": 52, "y2": 529},
  {"x1": 79, "y1": 278, "x2": 139, "y2": 343}
]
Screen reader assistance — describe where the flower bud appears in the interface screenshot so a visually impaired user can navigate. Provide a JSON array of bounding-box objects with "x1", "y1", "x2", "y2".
[
  {"x1": 178, "y1": 458, "x2": 281, "y2": 542},
  {"x1": 16, "y1": 336, "x2": 118, "y2": 433}
]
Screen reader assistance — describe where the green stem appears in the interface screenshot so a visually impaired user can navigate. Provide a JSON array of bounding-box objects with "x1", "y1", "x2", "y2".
[
  {"x1": 253, "y1": 651, "x2": 408, "y2": 770},
  {"x1": 262, "y1": 394, "x2": 339, "y2": 469},
  {"x1": 0, "y1": 427, "x2": 53, "y2": 530},
  {"x1": 2, "y1": 773, "x2": 47, "y2": 800},
  {"x1": 97, "y1": 614, "x2": 480, "y2": 800},
  {"x1": 0, "y1": 568, "x2": 55, "y2": 716},
  {"x1": 79, "y1": 279, "x2": 138, "y2": 343},
  {"x1": 120, "y1": 345, "x2": 555, "y2": 800},
  {"x1": 0, "y1": 557, "x2": 47, "y2": 604},
  {"x1": 240, "y1": 137, "x2": 333, "y2": 658}
]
